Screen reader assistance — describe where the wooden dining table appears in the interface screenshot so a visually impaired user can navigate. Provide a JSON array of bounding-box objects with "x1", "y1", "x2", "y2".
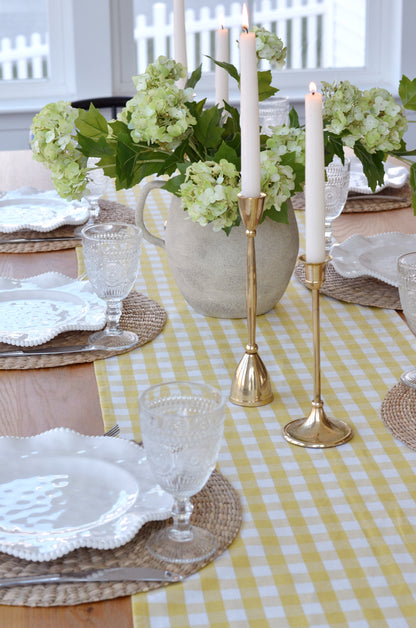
[{"x1": 1, "y1": 150, "x2": 416, "y2": 627}]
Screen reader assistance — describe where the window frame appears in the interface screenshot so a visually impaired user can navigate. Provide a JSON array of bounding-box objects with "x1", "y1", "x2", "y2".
[
  {"x1": 0, "y1": 0, "x2": 76, "y2": 103},
  {"x1": 111, "y1": 0, "x2": 404, "y2": 102}
]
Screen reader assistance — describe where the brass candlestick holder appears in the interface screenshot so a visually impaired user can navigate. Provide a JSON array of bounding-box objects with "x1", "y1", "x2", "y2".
[
  {"x1": 283, "y1": 254, "x2": 353, "y2": 447},
  {"x1": 230, "y1": 193, "x2": 273, "y2": 407}
]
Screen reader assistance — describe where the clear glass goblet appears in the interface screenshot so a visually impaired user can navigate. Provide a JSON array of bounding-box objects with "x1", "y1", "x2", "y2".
[
  {"x1": 81, "y1": 222, "x2": 142, "y2": 350},
  {"x1": 139, "y1": 381, "x2": 226, "y2": 564},
  {"x1": 259, "y1": 96, "x2": 290, "y2": 136},
  {"x1": 324, "y1": 156, "x2": 351, "y2": 251},
  {"x1": 398, "y1": 252, "x2": 416, "y2": 388}
]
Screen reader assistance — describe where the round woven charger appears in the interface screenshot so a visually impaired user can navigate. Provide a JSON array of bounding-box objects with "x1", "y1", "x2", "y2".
[
  {"x1": 294, "y1": 261, "x2": 401, "y2": 310},
  {"x1": 292, "y1": 184, "x2": 412, "y2": 214},
  {"x1": 0, "y1": 468, "x2": 242, "y2": 607},
  {"x1": 0, "y1": 200, "x2": 135, "y2": 253},
  {"x1": 0, "y1": 290, "x2": 167, "y2": 370},
  {"x1": 381, "y1": 381, "x2": 416, "y2": 450}
]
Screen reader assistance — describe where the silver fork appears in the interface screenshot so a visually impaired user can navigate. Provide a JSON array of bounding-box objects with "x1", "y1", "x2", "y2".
[{"x1": 103, "y1": 424, "x2": 120, "y2": 437}]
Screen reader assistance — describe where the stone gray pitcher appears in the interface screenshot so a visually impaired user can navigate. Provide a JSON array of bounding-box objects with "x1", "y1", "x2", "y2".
[{"x1": 136, "y1": 180, "x2": 299, "y2": 318}]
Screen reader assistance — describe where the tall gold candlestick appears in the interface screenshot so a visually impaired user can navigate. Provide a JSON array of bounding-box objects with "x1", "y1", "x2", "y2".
[
  {"x1": 283, "y1": 255, "x2": 353, "y2": 447},
  {"x1": 230, "y1": 193, "x2": 273, "y2": 407}
]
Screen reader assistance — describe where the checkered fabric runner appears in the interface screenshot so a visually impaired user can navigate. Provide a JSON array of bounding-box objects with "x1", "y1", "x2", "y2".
[{"x1": 95, "y1": 183, "x2": 416, "y2": 627}]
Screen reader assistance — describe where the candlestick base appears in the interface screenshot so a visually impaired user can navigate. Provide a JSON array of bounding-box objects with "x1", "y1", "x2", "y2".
[
  {"x1": 230, "y1": 349, "x2": 273, "y2": 407},
  {"x1": 283, "y1": 400, "x2": 353, "y2": 448}
]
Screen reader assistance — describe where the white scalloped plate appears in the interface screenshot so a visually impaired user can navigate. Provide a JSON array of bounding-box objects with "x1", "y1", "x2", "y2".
[
  {"x1": 0, "y1": 429, "x2": 173, "y2": 561},
  {"x1": 331, "y1": 232, "x2": 416, "y2": 287},
  {"x1": 0, "y1": 272, "x2": 106, "y2": 346},
  {"x1": 0, "y1": 188, "x2": 89, "y2": 233},
  {"x1": 349, "y1": 156, "x2": 408, "y2": 194}
]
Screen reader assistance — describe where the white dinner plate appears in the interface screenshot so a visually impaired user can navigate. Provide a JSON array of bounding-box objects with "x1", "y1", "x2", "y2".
[
  {"x1": 0, "y1": 188, "x2": 89, "y2": 232},
  {"x1": 0, "y1": 429, "x2": 173, "y2": 561},
  {"x1": 331, "y1": 232, "x2": 416, "y2": 287},
  {"x1": 0, "y1": 272, "x2": 106, "y2": 346},
  {"x1": 349, "y1": 156, "x2": 408, "y2": 194}
]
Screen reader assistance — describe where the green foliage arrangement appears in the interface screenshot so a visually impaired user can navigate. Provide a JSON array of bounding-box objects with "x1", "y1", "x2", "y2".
[{"x1": 30, "y1": 27, "x2": 416, "y2": 233}]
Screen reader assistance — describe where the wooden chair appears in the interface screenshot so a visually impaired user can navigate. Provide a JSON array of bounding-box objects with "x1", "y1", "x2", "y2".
[{"x1": 71, "y1": 96, "x2": 131, "y2": 119}]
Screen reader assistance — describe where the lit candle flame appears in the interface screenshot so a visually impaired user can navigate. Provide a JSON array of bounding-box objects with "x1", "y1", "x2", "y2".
[
  {"x1": 219, "y1": 13, "x2": 225, "y2": 29},
  {"x1": 309, "y1": 81, "x2": 317, "y2": 94},
  {"x1": 241, "y1": 3, "x2": 249, "y2": 31}
]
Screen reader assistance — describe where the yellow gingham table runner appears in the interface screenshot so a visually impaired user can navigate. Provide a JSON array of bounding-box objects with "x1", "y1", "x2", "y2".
[{"x1": 95, "y1": 184, "x2": 416, "y2": 627}]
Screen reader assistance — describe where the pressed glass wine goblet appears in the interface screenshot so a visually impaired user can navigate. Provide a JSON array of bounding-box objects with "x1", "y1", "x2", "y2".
[
  {"x1": 139, "y1": 381, "x2": 226, "y2": 564},
  {"x1": 81, "y1": 222, "x2": 142, "y2": 350},
  {"x1": 398, "y1": 252, "x2": 416, "y2": 388},
  {"x1": 324, "y1": 156, "x2": 351, "y2": 251}
]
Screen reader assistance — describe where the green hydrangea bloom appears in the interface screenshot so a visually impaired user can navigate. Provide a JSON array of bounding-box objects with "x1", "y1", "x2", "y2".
[
  {"x1": 119, "y1": 56, "x2": 196, "y2": 150},
  {"x1": 252, "y1": 26, "x2": 287, "y2": 69},
  {"x1": 322, "y1": 80, "x2": 407, "y2": 153},
  {"x1": 30, "y1": 101, "x2": 88, "y2": 199},
  {"x1": 179, "y1": 160, "x2": 240, "y2": 231}
]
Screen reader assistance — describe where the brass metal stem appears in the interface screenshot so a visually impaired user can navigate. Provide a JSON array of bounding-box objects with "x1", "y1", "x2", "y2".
[
  {"x1": 230, "y1": 193, "x2": 273, "y2": 407},
  {"x1": 283, "y1": 255, "x2": 353, "y2": 447}
]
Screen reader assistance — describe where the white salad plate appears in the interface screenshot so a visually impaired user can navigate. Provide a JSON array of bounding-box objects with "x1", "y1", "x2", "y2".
[
  {"x1": 349, "y1": 156, "x2": 408, "y2": 194},
  {"x1": 0, "y1": 188, "x2": 89, "y2": 233},
  {"x1": 0, "y1": 272, "x2": 106, "y2": 346},
  {"x1": 0, "y1": 429, "x2": 173, "y2": 561},
  {"x1": 331, "y1": 232, "x2": 416, "y2": 287}
]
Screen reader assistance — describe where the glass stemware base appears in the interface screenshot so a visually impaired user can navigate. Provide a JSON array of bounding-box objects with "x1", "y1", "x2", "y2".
[
  {"x1": 146, "y1": 499, "x2": 218, "y2": 564},
  {"x1": 88, "y1": 328, "x2": 138, "y2": 350}
]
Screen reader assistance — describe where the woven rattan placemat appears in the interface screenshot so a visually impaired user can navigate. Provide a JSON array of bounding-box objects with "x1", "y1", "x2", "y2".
[
  {"x1": 0, "y1": 200, "x2": 135, "y2": 253},
  {"x1": 0, "y1": 467, "x2": 241, "y2": 607},
  {"x1": 292, "y1": 183, "x2": 412, "y2": 214},
  {"x1": 294, "y1": 261, "x2": 401, "y2": 310},
  {"x1": 0, "y1": 290, "x2": 167, "y2": 370},
  {"x1": 381, "y1": 381, "x2": 416, "y2": 450}
]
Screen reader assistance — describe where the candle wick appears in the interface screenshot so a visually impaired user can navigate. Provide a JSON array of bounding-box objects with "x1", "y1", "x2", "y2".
[{"x1": 242, "y1": 26, "x2": 249, "y2": 33}]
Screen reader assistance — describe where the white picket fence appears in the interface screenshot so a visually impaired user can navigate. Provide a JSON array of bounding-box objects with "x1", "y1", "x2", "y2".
[
  {"x1": 135, "y1": 0, "x2": 333, "y2": 74},
  {"x1": 0, "y1": 0, "x2": 363, "y2": 81},
  {"x1": 0, "y1": 33, "x2": 49, "y2": 80}
]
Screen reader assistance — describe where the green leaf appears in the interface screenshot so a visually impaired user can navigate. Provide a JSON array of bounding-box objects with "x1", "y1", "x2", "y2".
[
  {"x1": 399, "y1": 75, "x2": 416, "y2": 111},
  {"x1": 289, "y1": 107, "x2": 300, "y2": 128},
  {"x1": 206, "y1": 56, "x2": 240, "y2": 85},
  {"x1": 324, "y1": 131, "x2": 345, "y2": 166},
  {"x1": 257, "y1": 70, "x2": 278, "y2": 102},
  {"x1": 353, "y1": 141, "x2": 385, "y2": 192},
  {"x1": 186, "y1": 64, "x2": 202, "y2": 90},
  {"x1": 262, "y1": 201, "x2": 289, "y2": 224},
  {"x1": 76, "y1": 134, "x2": 114, "y2": 158},
  {"x1": 163, "y1": 173, "x2": 185, "y2": 196},
  {"x1": 75, "y1": 104, "x2": 109, "y2": 139},
  {"x1": 213, "y1": 142, "x2": 239, "y2": 168},
  {"x1": 193, "y1": 106, "x2": 224, "y2": 148}
]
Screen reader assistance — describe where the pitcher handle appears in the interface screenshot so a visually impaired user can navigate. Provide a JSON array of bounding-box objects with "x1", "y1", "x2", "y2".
[{"x1": 135, "y1": 179, "x2": 167, "y2": 249}]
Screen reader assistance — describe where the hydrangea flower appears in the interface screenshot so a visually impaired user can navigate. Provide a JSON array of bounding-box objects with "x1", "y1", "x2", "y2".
[
  {"x1": 119, "y1": 56, "x2": 196, "y2": 150},
  {"x1": 252, "y1": 26, "x2": 287, "y2": 69},
  {"x1": 322, "y1": 80, "x2": 407, "y2": 153},
  {"x1": 179, "y1": 160, "x2": 240, "y2": 231},
  {"x1": 30, "y1": 101, "x2": 88, "y2": 199},
  {"x1": 261, "y1": 126, "x2": 305, "y2": 214}
]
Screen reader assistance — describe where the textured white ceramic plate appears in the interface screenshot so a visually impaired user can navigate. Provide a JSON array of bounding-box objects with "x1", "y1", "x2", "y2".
[
  {"x1": 0, "y1": 429, "x2": 173, "y2": 561},
  {"x1": 0, "y1": 272, "x2": 106, "y2": 346},
  {"x1": 331, "y1": 232, "x2": 416, "y2": 287},
  {"x1": 349, "y1": 156, "x2": 408, "y2": 194},
  {"x1": 0, "y1": 188, "x2": 89, "y2": 232}
]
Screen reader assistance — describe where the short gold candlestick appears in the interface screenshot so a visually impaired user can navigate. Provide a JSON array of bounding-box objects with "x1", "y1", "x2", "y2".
[
  {"x1": 283, "y1": 254, "x2": 353, "y2": 447},
  {"x1": 230, "y1": 193, "x2": 273, "y2": 407}
]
